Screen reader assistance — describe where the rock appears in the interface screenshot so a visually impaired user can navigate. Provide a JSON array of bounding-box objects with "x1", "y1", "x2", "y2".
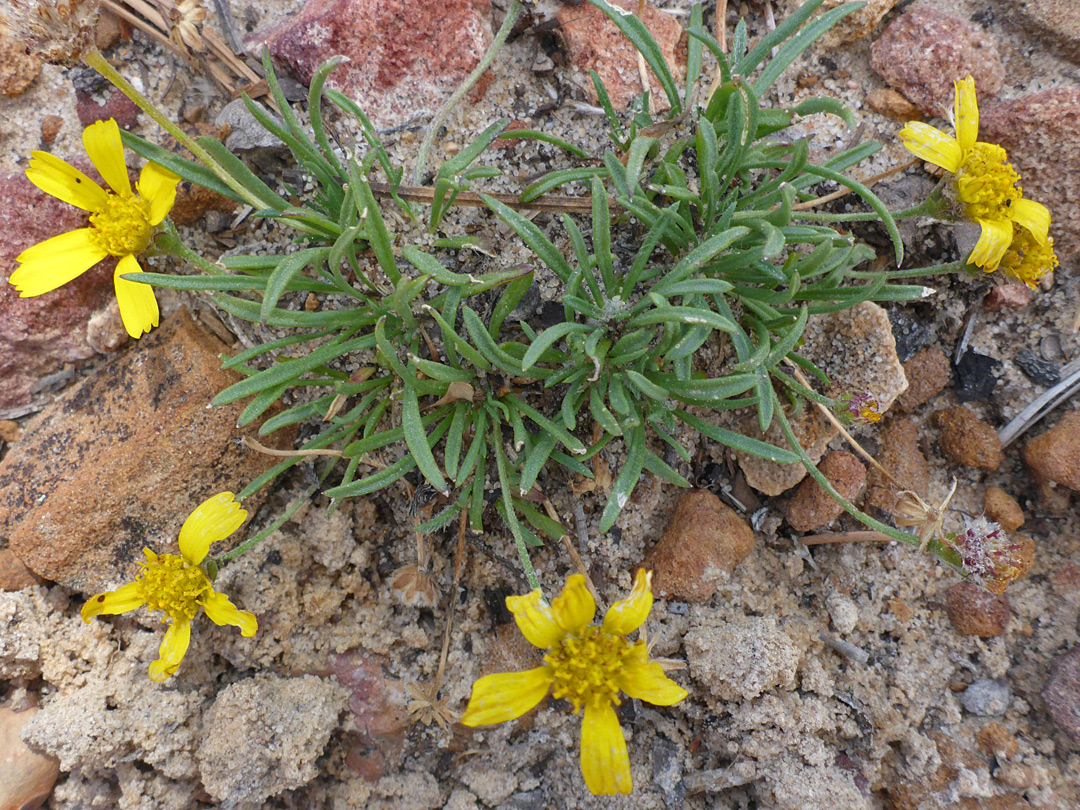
[
  {"x1": 866, "y1": 418, "x2": 929, "y2": 513},
  {"x1": 0, "y1": 421, "x2": 18, "y2": 443},
  {"x1": 651, "y1": 736, "x2": 684, "y2": 808},
  {"x1": 897, "y1": 348, "x2": 950, "y2": 411},
  {"x1": 1022, "y1": 410, "x2": 1080, "y2": 491},
  {"x1": 984, "y1": 487, "x2": 1024, "y2": 533},
  {"x1": 785, "y1": 451, "x2": 866, "y2": 532},
  {"x1": 0, "y1": 706, "x2": 59, "y2": 810},
  {"x1": 215, "y1": 97, "x2": 285, "y2": 152},
  {"x1": 330, "y1": 649, "x2": 408, "y2": 738},
  {"x1": 75, "y1": 88, "x2": 140, "y2": 131},
  {"x1": 961, "y1": 678, "x2": 1011, "y2": 716},
  {"x1": 1013, "y1": 348, "x2": 1060, "y2": 387},
  {"x1": 826, "y1": 592, "x2": 859, "y2": 635},
  {"x1": 980, "y1": 87, "x2": 1080, "y2": 260},
  {"x1": 557, "y1": 0, "x2": 686, "y2": 111},
  {"x1": 782, "y1": 0, "x2": 902, "y2": 47},
  {"x1": 0, "y1": 30, "x2": 42, "y2": 97},
  {"x1": 39, "y1": 114, "x2": 64, "y2": 144},
  {"x1": 999, "y1": 0, "x2": 1080, "y2": 64},
  {"x1": 945, "y1": 582, "x2": 1010, "y2": 638},
  {"x1": 954, "y1": 351, "x2": 1001, "y2": 403},
  {"x1": 0, "y1": 309, "x2": 297, "y2": 592},
  {"x1": 932, "y1": 406, "x2": 1003, "y2": 471},
  {"x1": 685, "y1": 616, "x2": 800, "y2": 702},
  {"x1": 248, "y1": 0, "x2": 493, "y2": 130},
  {"x1": 982, "y1": 285, "x2": 1032, "y2": 312},
  {"x1": 976, "y1": 721, "x2": 1019, "y2": 760},
  {"x1": 641, "y1": 489, "x2": 754, "y2": 603},
  {"x1": 870, "y1": 4, "x2": 1005, "y2": 116},
  {"x1": 889, "y1": 309, "x2": 930, "y2": 362},
  {"x1": 0, "y1": 548, "x2": 45, "y2": 590},
  {"x1": 0, "y1": 169, "x2": 121, "y2": 410},
  {"x1": 169, "y1": 181, "x2": 240, "y2": 227},
  {"x1": 1043, "y1": 646, "x2": 1080, "y2": 743},
  {"x1": 197, "y1": 674, "x2": 346, "y2": 805},
  {"x1": 738, "y1": 302, "x2": 908, "y2": 495},
  {"x1": 866, "y1": 87, "x2": 922, "y2": 121}
]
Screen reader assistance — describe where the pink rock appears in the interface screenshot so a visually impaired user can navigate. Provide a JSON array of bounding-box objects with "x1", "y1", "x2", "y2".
[
  {"x1": 0, "y1": 171, "x2": 116, "y2": 410},
  {"x1": 557, "y1": 0, "x2": 686, "y2": 111},
  {"x1": 980, "y1": 87, "x2": 1080, "y2": 261},
  {"x1": 75, "y1": 88, "x2": 140, "y2": 131},
  {"x1": 248, "y1": 0, "x2": 492, "y2": 130},
  {"x1": 982, "y1": 285, "x2": 1032, "y2": 312},
  {"x1": 870, "y1": 4, "x2": 1004, "y2": 116}
]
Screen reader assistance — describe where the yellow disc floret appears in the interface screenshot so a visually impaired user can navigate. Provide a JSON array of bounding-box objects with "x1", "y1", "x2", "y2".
[
  {"x1": 545, "y1": 624, "x2": 636, "y2": 712},
  {"x1": 1001, "y1": 230, "x2": 1059, "y2": 288},
  {"x1": 955, "y1": 143, "x2": 1022, "y2": 222},
  {"x1": 133, "y1": 549, "x2": 212, "y2": 623},
  {"x1": 88, "y1": 192, "x2": 153, "y2": 256}
]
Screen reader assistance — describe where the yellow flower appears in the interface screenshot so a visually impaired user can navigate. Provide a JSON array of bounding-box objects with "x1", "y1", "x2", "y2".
[
  {"x1": 461, "y1": 571, "x2": 688, "y2": 796},
  {"x1": 1000, "y1": 229, "x2": 1058, "y2": 289},
  {"x1": 81, "y1": 492, "x2": 257, "y2": 682},
  {"x1": 898, "y1": 76, "x2": 1051, "y2": 273},
  {"x1": 9, "y1": 118, "x2": 179, "y2": 339}
]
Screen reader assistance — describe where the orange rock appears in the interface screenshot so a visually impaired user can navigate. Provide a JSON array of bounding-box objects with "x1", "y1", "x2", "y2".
[
  {"x1": 933, "y1": 406, "x2": 1003, "y2": 471},
  {"x1": 785, "y1": 450, "x2": 866, "y2": 532},
  {"x1": 984, "y1": 487, "x2": 1024, "y2": 532},
  {"x1": 945, "y1": 582, "x2": 1010, "y2": 637},
  {"x1": 0, "y1": 706, "x2": 59, "y2": 810},
  {"x1": 866, "y1": 87, "x2": 921, "y2": 121},
  {"x1": 976, "y1": 720, "x2": 1019, "y2": 760},
  {"x1": 897, "y1": 347, "x2": 949, "y2": 411},
  {"x1": 1022, "y1": 409, "x2": 1080, "y2": 490},
  {"x1": 866, "y1": 418, "x2": 928, "y2": 513},
  {"x1": 641, "y1": 489, "x2": 753, "y2": 603},
  {"x1": 0, "y1": 548, "x2": 45, "y2": 591}
]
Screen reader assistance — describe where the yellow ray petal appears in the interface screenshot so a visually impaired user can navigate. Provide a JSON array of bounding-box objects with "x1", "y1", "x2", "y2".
[
  {"x1": 149, "y1": 620, "x2": 191, "y2": 681},
  {"x1": 460, "y1": 666, "x2": 553, "y2": 726},
  {"x1": 618, "y1": 654, "x2": 689, "y2": 707},
  {"x1": 603, "y1": 569, "x2": 654, "y2": 636},
  {"x1": 138, "y1": 162, "x2": 180, "y2": 226},
  {"x1": 968, "y1": 217, "x2": 1013, "y2": 271},
  {"x1": 898, "y1": 122, "x2": 963, "y2": 174},
  {"x1": 551, "y1": 574, "x2": 597, "y2": 634},
  {"x1": 80, "y1": 581, "x2": 146, "y2": 621},
  {"x1": 506, "y1": 589, "x2": 564, "y2": 649},
  {"x1": 26, "y1": 151, "x2": 107, "y2": 211},
  {"x1": 201, "y1": 590, "x2": 258, "y2": 637},
  {"x1": 10, "y1": 228, "x2": 108, "y2": 296},
  {"x1": 1008, "y1": 197, "x2": 1050, "y2": 244},
  {"x1": 580, "y1": 701, "x2": 632, "y2": 795},
  {"x1": 83, "y1": 118, "x2": 131, "y2": 196},
  {"x1": 954, "y1": 75, "x2": 978, "y2": 154},
  {"x1": 113, "y1": 255, "x2": 159, "y2": 339},
  {"x1": 178, "y1": 491, "x2": 247, "y2": 563}
]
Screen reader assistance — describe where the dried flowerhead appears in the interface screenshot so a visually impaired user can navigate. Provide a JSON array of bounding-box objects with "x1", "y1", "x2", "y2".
[
  {"x1": 3, "y1": 0, "x2": 100, "y2": 66},
  {"x1": 946, "y1": 515, "x2": 1034, "y2": 594},
  {"x1": 893, "y1": 479, "x2": 958, "y2": 551},
  {"x1": 167, "y1": 0, "x2": 207, "y2": 54}
]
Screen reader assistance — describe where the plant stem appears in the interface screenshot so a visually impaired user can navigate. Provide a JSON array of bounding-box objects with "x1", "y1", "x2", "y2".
[
  {"x1": 83, "y1": 47, "x2": 267, "y2": 210},
  {"x1": 155, "y1": 220, "x2": 223, "y2": 273},
  {"x1": 217, "y1": 485, "x2": 317, "y2": 564},
  {"x1": 412, "y1": 0, "x2": 524, "y2": 185},
  {"x1": 792, "y1": 188, "x2": 950, "y2": 223},
  {"x1": 848, "y1": 260, "x2": 967, "y2": 280}
]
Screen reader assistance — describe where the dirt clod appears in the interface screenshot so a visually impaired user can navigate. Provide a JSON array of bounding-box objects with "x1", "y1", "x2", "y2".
[
  {"x1": 933, "y1": 406, "x2": 1004, "y2": 471},
  {"x1": 983, "y1": 487, "x2": 1024, "y2": 532}
]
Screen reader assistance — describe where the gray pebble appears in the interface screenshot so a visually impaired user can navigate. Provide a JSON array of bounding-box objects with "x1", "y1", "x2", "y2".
[{"x1": 961, "y1": 678, "x2": 1011, "y2": 716}]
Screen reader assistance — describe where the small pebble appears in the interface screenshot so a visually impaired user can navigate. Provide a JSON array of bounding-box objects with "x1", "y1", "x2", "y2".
[
  {"x1": 1043, "y1": 646, "x2": 1080, "y2": 743},
  {"x1": 961, "y1": 678, "x2": 1011, "y2": 716},
  {"x1": 0, "y1": 420, "x2": 20, "y2": 443},
  {"x1": 39, "y1": 115, "x2": 63, "y2": 143},
  {"x1": 1014, "y1": 348, "x2": 1061, "y2": 387},
  {"x1": 983, "y1": 487, "x2": 1024, "y2": 532},
  {"x1": 1040, "y1": 334, "x2": 1064, "y2": 363},
  {"x1": 945, "y1": 582, "x2": 1010, "y2": 638},
  {"x1": 933, "y1": 406, "x2": 1003, "y2": 470},
  {"x1": 888, "y1": 310, "x2": 931, "y2": 362},
  {"x1": 1022, "y1": 410, "x2": 1080, "y2": 491},
  {"x1": 826, "y1": 592, "x2": 859, "y2": 635},
  {"x1": 976, "y1": 720, "x2": 1019, "y2": 760},
  {"x1": 954, "y1": 351, "x2": 1001, "y2": 403}
]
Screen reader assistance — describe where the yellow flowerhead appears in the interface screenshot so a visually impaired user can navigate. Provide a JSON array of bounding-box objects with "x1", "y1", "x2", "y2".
[
  {"x1": 9, "y1": 118, "x2": 179, "y2": 339},
  {"x1": 461, "y1": 571, "x2": 688, "y2": 796},
  {"x1": 898, "y1": 76, "x2": 1052, "y2": 273},
  {"x1": 81, "y1": 492, "x2": 257, "y2": 682}
]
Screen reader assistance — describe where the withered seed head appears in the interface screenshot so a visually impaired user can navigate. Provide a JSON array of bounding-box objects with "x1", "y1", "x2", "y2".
[{"x1": 3, "y1": 0, "x2": 100, "y2": 66}]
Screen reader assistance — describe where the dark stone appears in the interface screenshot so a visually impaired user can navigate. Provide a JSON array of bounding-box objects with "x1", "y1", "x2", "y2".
[
  {"x1": 1014, "y1": 348, "x2": 1061, "y2": 387},
  {"x1": 954, "y1": 351, "x2": 1001, "y2": 402},
  {"x1": 651, "y1": 736, "x2": 685, "y2": 808},
  {"x1": 539, "y1": 300, "x2": 565, "y2": 328},
  {"x1": 888, "y1": 309, "x2": 930, "y2": 362},
  {"x1": 504, "y1": 789, "x2": 545, "y2": 810}
]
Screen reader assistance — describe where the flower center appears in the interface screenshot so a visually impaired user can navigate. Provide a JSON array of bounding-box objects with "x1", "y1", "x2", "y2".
[
  {"x1": 544, "y1": 625, "x2": 634, "y2": 712},
  {"x1": 1002, "y1": 230, "x2": 1058, "y2": 288},
  {"x1": 136, "y1": 552, "x2": 212, "y2": 623},
  {"x1": 955, "y1": 143, "x2": 1021, "y2": 222},
  {"x1": 88, "y1": 192, "x2": 152, "y2": 256}
]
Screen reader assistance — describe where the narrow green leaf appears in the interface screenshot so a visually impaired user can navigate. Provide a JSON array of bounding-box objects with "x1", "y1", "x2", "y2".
[
  {"x1": 586, "y1": 0, "x2": 681, "y2": 113},
  {"x1": 402, "y1": 378, "x2": 448, "y2": 493},
  {"x1": 481, "y1": 194, "x2": 573, "y2": 283}
]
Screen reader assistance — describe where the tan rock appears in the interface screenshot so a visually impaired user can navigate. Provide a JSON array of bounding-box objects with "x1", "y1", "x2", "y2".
[
  {"x1": 641, "y1": 489, "x2": 753, "y2": 603},
  {"x1": 933, "y1": 406, "x2": 1003, "y2": 471},
  {"x1": 0, "y1": 30, "x2": 41, "y2": 97},
  {"x1": 898, "y1": 347, "x2": 949, "y2": 411},
  {"x1": 0, "y1": 420, "x2": 19, "y2": 443},
  {"x1": 39, "y1": 115, "x2": 63, "y2": 144},
  {"x1": 557, "y1": 0, "x2": 686, "y2": 111},
  {"x1": 782, "y1": 0, "x2": 902, "y2": 47},
  {"x1": 0, "y1": 549, "x2": 45, "y2": 591},
  {"x1": 866, "y1": 418, "x2": 928, "y2": 513},
  {"x1": 737, "y1": 302, "x2": 908, "y2": 495},
  {"x1": 976, "y1": 720, "x2": 1019, "y2": 760},
  {"x1": 866, "y1": 87, "x2": 922, "y2": 121},
  {"x1": 1022, "y1": 409, "x2": 1080, "y2": 490},
  {"x1": 0, "y1": 706, "x2": 59, "y2": 810},
  {"x1": 945, "y1": 582, "x2": 1010, "y2": 638},
  {"x1": 984, "y1": 487, "x2": 1024, "y2": 532},
  {"x1": 0, "y1": 309, "x2": 296, "y2": 592},
  {"x1": 786, "y1": 450, "x2": 866, "y2": 532}
]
